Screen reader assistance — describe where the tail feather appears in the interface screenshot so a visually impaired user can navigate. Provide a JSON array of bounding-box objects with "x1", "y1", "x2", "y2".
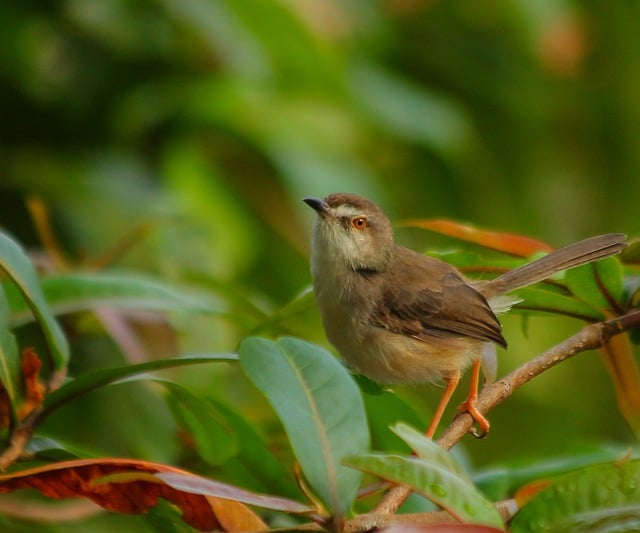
[{"x1": 482, "y1": 233, "x2": 627, "y2": 296}]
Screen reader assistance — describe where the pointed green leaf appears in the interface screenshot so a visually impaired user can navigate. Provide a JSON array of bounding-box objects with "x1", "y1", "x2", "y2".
[
  {"x1": 0, "y1": 288, "x2": 20, "y2": 424},
  {"x1": 391, "y1": 423, "x2": 469, "y2": 478},
  {"x1": 39, "y1": 353, "x2": 238, "y2": 422},
  {"x1": 512, "y1": 287, "x2": 605, "y2": 321},
  {"x1": 239, "y1": 337, "x2": 369, "y2": 517},
  {"x1": 0, "y1": 231, "x2": 69, "y2": 368},
  {"x1": 345, "y1": 453, "x2": 503, "y2": 528},
  {"x1": 5, "y1": 272, "x2": 223, "y2": 327},
  {"x1": 511, "y1": 459, "x2": 640, "y2": 532},
  {"x1": 565, "y1": 257, "x2": 624, "y2": 310},
  {"x1": 162, "y1": 381, "x2": 238, "y2": 466}
]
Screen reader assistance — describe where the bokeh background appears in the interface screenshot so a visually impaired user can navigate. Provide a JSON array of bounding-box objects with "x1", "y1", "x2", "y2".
[{"x1": 1, "y1": 0, "x2": 639, "y2": 515}]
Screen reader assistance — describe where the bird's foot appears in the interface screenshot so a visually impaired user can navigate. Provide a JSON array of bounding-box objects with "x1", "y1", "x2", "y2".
[{"x1": 457, "y1": 398, "x2": 490, "y2": 439}]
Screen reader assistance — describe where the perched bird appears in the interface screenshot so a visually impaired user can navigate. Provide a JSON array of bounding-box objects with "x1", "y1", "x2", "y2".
[{"x1": 304, "y1": 192, "x2": 626, "y2": 437}]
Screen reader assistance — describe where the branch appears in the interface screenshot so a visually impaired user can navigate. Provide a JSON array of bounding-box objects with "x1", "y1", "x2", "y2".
[{"x1": 370, "y1": 309, "x2": 640, "y2": 518}]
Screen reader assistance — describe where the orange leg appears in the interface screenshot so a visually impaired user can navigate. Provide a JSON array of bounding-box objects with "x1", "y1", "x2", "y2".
[
  {"x1": 457, "y1": 358, "x2": 490, "y2": 437},
  {"x1": 425, "y1": 371, "x2": 460, "y2": 439}
]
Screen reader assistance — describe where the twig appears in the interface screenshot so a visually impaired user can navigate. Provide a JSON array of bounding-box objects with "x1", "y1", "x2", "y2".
[{"x1": 369, "y1": 309, "x2": 640, "y2": 518}]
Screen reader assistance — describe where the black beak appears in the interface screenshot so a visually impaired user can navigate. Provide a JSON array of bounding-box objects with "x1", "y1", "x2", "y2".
[{"x1": 303, "y1": 197, "x2": 331, "y2": 216}]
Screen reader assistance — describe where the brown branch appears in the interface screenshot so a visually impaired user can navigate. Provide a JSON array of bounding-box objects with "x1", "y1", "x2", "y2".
[{"x1": 368, "y1": 309, "x2": 640, "y2": 520}]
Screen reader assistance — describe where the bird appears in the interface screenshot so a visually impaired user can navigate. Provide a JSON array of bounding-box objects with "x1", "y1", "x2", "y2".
[{"x1": 303, "y1": 192, "x2": 627, "y2": 437}]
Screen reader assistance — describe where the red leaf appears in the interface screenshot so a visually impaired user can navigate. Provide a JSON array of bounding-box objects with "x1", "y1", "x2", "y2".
[
  {"x1": 19, "y1": 347, "x2": 45, "y2": 418},
  {"x1": 400, "y1": 219, "x2": 554, "y2": 257},
  {"x1": 0, "y1": 458, "x2": 267, "y2": 531}
]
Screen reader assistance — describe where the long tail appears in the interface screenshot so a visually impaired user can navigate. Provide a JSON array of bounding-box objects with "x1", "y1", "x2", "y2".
[{"x1": 482, "y1": 233, "x2": 627, "y2": 296}]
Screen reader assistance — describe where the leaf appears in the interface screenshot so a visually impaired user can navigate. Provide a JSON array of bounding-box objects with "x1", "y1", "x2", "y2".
[
  {"x1": 510, "y1": 459, "x2": 640, "y2": 532},
  {"x1": 5, "y1": 272, "x2": 223, "y2": 328},
  {"x1": 564, "y1": 257, "x2": 624, "y2": 310},
  {"x1": 239, "y1": 337, "x2": 370, "y2": 517},
  {"x1": 18, "y1": 347, "x2": 46, "y2": 419},
  {"x1": 345, "y1": 450, "x2": 503, "y2": 528},
  {"x1": 362, "y1": 390, "x2": 424, "y2": 453},
  {"x1": 512, "y1": 287, "x2": 605, "y2": 321},
  {"x1": 620, "y1": 238, "x2": 640, "y2": 264},
  {"x1": 205, "y1": 398, "x2": 303, "y2": 499},
  {"x1": 599, "y1": 330, "x2": 640, "y2": 439},
  {"x1": 347, "y1": 453, "x2": 504, "y2": 528},
  {"x1": 474, "y1": 447, "x2": 629, "y2": 501},
  {"x1": 154, "y1": 471, "x2": 314, "y2": 514},
  {"x1": 402, "y1": 220, "x2": 553, "y2": 257},
  {"x1": 39, "y1": 354, "x2": 238, "y2": 423},
  {"x1": 391, "y1": 423, "x2": 469, "y2": 478},
  {"x1": 0, "y1": 287, "x2": 20, "y2": 422},
  {"x1": 162, "y1": 381, "x2": 238, "y2": 466},
  {"x1": 0, "y1": 458, "x2": 266, "y2": 531},
  {"x1": 0, "y1": 231, "x2": 69, "y2": 369},
  {"x1": 346, "y1": 453, "x2": 503, "y2": 527}
]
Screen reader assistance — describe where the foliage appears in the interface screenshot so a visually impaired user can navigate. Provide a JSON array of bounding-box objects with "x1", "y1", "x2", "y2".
[
  {"x1": 0, "y1": 221, "x2": 637, "y2": 530},
  {"x1": 1, "y1": 1, "x2": 640, "y2": 530}
]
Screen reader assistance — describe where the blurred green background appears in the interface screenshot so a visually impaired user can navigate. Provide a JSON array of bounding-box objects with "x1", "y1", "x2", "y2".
[{"x1": 1, "y1": 0, "x2": 639, "y2": 506}]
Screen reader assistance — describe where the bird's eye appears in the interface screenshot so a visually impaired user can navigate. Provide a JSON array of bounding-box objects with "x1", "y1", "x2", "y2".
[{"x1": 351, "y1": 216, "x2": 367, "y2": 230}]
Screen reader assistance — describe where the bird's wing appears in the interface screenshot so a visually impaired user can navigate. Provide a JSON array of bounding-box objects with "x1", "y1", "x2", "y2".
[{"x1": 372, "y1": 248, "x2": 506, "y2": 347}]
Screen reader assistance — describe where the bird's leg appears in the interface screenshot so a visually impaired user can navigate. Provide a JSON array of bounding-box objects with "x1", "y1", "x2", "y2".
[
  {"x1": 425, "y1": 371, "x2": 460, "y2": 439},
  {"x1": 457, "y1": 358, "x2": 490, "y2": 438}
]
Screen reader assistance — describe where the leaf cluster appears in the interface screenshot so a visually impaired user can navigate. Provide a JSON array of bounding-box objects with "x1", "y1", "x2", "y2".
[{"x1": 0, "y1": 224, "x2": 638, "y2": 531}]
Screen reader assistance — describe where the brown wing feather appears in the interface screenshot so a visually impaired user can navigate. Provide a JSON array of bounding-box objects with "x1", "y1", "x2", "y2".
[{"x1": 372, "y1": 247, "x2": 507, "y2": 347}]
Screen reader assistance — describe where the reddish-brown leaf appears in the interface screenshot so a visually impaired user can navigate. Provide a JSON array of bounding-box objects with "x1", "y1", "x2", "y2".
[
  {"x1": 599, "y1": 327, "x2": 640, "y2": 439},
  {"x1": 0, "y1": 458, "x2": 267, "y2": 531},
  {"x1": 19, "y1": 347, "x2": 45, "y2": 419},
  {"x1": 0, "y1": 385, "x2": 11, "y2": 429},
  {"x1": 400, "y1": 219, "x2": 554, "y2": 257}
]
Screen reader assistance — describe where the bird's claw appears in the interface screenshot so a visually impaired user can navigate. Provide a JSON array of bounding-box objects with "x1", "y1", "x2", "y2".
[{"x1": 457, "y1": 398, "x2": 490, "y2": 439}]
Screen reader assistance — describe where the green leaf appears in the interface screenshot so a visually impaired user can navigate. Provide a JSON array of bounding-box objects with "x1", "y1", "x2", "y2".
[
  {"x1": 391, "y1": 423, "x2": 469, "y2": 478},
  {"x1": 346, "y1": 426, "x2": 504, "y2": 529},
  {"x1": 474, "y1": 446, "x2": 631, "y2": 501},
  {"x1": 513, "y1": 287, "x2": 605, "y2": 321},
  {"x1": 620, "y1": 239, "x2": 640, "y2": 264},
  {"x1": 0, "y1": 287, "x2": 21, "y2": 423},
  {"x1": 162, "y1": 381, "x2": 238, "y2": 466},
  {"x1": 39, "y1": 353, "x2": 238, "y2": 423},
  {"x1": 207, "y1": 398, "x2": 302, "y2": 498},
  {"x1": 238, "y1": 336, "x2": 369, "y2": 517},
  {"x1": 6, "y1": 272, "x2": 223, "y2": 327},
  {"x1": 511, "y1": 459, "x2": 640, "y2": 532},
  {"x1": 0, "y1": 231, "x2": 69, "y2": 368},
  {"x1": 564, "y1": 257, "x2": 624, "y2": 310},
  {"x1": 346, "y1": 454, "x2": 503, "y2": 528},
  {"x1": 362, "y1": 390, "x2": 424, "y2": 454}
]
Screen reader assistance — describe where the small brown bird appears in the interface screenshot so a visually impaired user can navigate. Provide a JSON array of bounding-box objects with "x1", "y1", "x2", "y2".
[{"x1": 304, "y1": 193, "x2": 626, "y2": 437}]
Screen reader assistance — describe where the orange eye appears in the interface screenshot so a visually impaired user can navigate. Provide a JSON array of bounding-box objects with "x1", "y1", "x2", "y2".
[{"x1": 351, "y1": 216, "x2": 367, "y2": 230}]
